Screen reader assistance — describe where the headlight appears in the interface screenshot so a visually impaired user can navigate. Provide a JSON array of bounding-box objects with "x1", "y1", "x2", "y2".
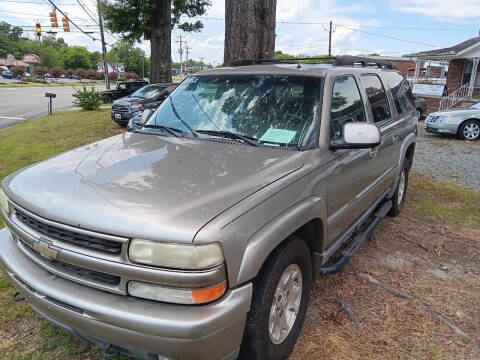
[
  {"x1": 0, "y1": 188, "x2": 9, "y2": 214},
  {"x1": 131, "y1": 103, "x2": 143, "y2": 110},
  {"x1": 439, "y1": 115, "x2": 453, "y2": 124},
  {"x1": 129, "y1": 240, "x2": 224, "y2": 270}
]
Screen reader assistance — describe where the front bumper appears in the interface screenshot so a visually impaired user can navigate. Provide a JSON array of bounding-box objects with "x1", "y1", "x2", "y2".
[
  {"x1": 0, "y1": 228, "x2": 252, "y2": 360},
  {"x1": 111, "y1": 111, "x2": 133, "y2": 126},
  {"x1": 423, "y1": 121, "x2": 458, "y2": 135}
]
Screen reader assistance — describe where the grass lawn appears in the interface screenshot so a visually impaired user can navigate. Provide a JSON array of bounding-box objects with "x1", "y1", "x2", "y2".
[
  {"x1": 0, "y1": 118, "x2": 479, "y2": 359},
  {"x1": 0, "y1": 81, "x2": 100, "y2": 88},
  {"x1": 0, "y1": 108, "x2": 123, "y2": 228}
]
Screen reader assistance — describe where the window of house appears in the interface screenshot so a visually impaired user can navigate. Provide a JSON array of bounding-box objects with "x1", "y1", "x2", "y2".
[
  {"x1": 330, "y1": 76, "x2": 366, "y2": 139},
  {"x1": 462, "y1": 60, "x2": 480, "y2": 87},
  {"x1": 361, "y1": 74, "x2": 391, "y2": 123},
  {"x1": 383, "y1": 71, "x2": 415, "y2": 115}
]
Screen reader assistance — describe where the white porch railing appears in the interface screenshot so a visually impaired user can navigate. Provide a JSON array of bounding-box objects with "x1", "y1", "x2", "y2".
[{"x1": 438, "y1": 82, "x2": 470, "y2": 111}]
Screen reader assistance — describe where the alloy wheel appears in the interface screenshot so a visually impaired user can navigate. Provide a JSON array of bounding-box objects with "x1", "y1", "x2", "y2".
[
  {"x1": 397, "y1": 169, "x2": 406, "y2": 206},
  {"x1": 268, "y1": 264, "x2": 303, "y2": 345},
  {"x1": 463, "y1": 122, "x2": 480, "y2": 140}
]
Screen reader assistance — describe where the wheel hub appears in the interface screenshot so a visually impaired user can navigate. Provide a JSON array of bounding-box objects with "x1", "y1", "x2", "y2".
[
  {"x1": 268, "y1": 264, "x2": 302, "y2": 345},
  {"x1": 463, "y1": 123, "x2": 480, "y2": 140},
  {"x1": 397, "y1": 170, "x2": 406, "y2": 205}
]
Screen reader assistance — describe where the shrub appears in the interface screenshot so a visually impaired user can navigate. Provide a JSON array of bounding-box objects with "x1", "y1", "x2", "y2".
[
  {"x1": 66, "y1": 68, "x2": 74, "y2": 75},
  {"x1": 50, "y1": 67, "x2": 66, "y2": 78},
  {"x1": 11, "y1": 66, "x2": 25, "y2": 76},
  {"x1": 72, "y1": 86, "x2": 104, "y2": 111},
  {"x1": 125, "y1": 72, "x2": 139, "y2": 80},
  {"x1": 108, "y1": 72, "x2": 118, "y2": 80},
  {"x1": 94, "y1": 71, "x2": 104, "y2": 80}
]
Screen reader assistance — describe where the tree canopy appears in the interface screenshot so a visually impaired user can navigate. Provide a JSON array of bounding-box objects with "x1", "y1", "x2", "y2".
[{"x1": 102, "y1": 0, "x2": 211, "y2": 82}]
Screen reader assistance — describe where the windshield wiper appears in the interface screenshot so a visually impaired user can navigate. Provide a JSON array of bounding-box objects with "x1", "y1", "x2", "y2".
[
  {"x1": 143, "y1": 124, "x2": 184, "y2": 137},
  {"x1": 196, "y1": 129, "x2": 262, "y2": 147}
]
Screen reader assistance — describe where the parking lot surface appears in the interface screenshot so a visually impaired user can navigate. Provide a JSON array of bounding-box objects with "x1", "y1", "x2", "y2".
[
  {"x1": 413, "y1": 122, "x2": 480, "y2": 191},
  {"x1": 0, "y1": 85, "x2": 104, "y2": 129}
]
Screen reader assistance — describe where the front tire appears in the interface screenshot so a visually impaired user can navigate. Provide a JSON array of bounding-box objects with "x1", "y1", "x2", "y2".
[
  {"x1": 240, "y1": 237, "x2": 312, "y2": 360},
  {"x1": 416, "y1": 108, "x2": 422, "y2": 120},
  {"x1": 104, "y1": 95, "x2": 113, "y2": 104},
  {"x1": 458, "y1": 119, "x2": 480, "y2": 141},
  {"x1": 388, "y1": 161, "x2": 409, "y2": 217}
]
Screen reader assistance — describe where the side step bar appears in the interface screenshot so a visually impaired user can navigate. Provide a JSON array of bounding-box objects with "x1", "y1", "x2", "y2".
[{"x1": 318, "y1": 199, "x2": 392, "y2": 275}]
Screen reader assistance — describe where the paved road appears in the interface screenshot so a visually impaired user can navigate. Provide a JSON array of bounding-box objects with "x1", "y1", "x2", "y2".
[{"x1": 0, "y1": 85, "x2": 104, "y2": 129}]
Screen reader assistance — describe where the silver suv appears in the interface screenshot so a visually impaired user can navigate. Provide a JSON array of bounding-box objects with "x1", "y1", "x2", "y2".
[{"x1": 0, "y1": 56, "x2": 417, "y2": 360}]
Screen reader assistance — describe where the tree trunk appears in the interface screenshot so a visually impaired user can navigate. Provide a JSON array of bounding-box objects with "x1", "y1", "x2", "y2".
[
  {"x1": 150, "y1": 0, "x2": 172, "y2": 83},
  {"x1": 224, "y1": 0, "x2": 277, "y2": 66}
]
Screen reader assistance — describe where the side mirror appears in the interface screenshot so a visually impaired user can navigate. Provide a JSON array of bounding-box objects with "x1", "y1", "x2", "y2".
[
  {"x1": 330, "y1": 122, "x2": 381, "y2": 149},
  {"x1": 140, "y1": 108, "x2": 154, "y2": 126}
]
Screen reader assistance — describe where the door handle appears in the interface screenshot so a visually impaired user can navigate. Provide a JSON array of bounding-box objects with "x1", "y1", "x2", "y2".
[
  {"x1": 393, "y1": 134, "x2": 399, "y2": 143},
  {"x1": 369, "y1": 148, "x2": 378, "y2": 159}
]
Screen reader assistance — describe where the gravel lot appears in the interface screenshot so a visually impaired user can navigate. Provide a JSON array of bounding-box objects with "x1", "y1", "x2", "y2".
[{"x1": 413, "y1": 121, "x2": 480, "y2": 191}]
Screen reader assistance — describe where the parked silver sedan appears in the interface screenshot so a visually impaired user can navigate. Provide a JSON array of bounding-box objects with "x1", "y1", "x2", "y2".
[{"x1": 424, "y1": 103, "x2": 480, "y2": 140}]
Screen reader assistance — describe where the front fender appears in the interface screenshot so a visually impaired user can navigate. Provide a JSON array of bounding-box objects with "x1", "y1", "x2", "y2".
[
  {"x1": 235, "y1": 196, "x2": 324, "y2": 285},
  {"x1": 388, "y1": 133, "x2": 416, "y2": 198}
]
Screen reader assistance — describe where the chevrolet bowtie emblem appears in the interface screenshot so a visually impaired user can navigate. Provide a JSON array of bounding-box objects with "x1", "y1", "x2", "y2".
[{"x1": 32, "y1": 240, "x2": 58, "y2": 260}]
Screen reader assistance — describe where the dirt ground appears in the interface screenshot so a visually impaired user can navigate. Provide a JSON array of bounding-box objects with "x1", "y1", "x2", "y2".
[{"x1": 291, "y1": 174, "x2": 480, "y2": 360}]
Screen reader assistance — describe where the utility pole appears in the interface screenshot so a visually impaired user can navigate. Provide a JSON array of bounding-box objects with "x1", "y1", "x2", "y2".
[
  {"x1": 96, "y1": 0, "x2": 109, "y2": 89},
  {"x1": 176, "y1": 35, "x2": 185, "y2": 77},
  {"x1": 328, "y1": 20, "x2": 332, "y2": 64},
  {"x1": 185, "y1": 44, "x2": 190, "y2": 76},
  {"x1": 199, "y1": 56, "x2": 204, "y2": 70}
]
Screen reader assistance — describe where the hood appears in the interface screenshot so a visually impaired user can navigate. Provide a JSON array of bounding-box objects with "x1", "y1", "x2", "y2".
[
  {"x1": 430, "y1": 108, "x2": 478, "y2": 116},
  {"x1": 114, "y1": 97, "x2": 157, "y2": 107},
  {"x1": 4, "y1": 133, "x2": 304, "y2": 243}
]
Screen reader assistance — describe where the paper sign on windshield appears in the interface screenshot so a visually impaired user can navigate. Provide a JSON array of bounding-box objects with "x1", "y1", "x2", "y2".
[{"x1": 260, "y1": 128, "x2": 297, "y2": 144}]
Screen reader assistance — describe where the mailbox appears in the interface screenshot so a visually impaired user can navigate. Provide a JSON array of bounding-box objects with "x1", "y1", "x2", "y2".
[{"x1": 45, "y1": 92, "x2": 56, "y2": 114}]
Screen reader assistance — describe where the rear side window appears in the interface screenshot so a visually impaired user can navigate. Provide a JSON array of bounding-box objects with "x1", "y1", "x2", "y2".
[
  {"x1": 361, "y1": 74, "x2": 391, "y2": 123},
  {"x1": 330, "y1": 76, "x2": 366, "y2": 139},
  {"x1": 384, "y1": 71, "x2": 415, "y2": 115}
]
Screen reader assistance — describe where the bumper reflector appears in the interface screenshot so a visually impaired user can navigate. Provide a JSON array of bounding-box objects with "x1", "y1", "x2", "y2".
[{"x1": 128, "y1": 281, "x2": 227, "y2": 305}]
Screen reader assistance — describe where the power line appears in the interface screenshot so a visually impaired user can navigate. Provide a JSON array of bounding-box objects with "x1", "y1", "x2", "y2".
[
  {"x1": 337, "y1": 25, "x2": 439, "y2": 47},
  {"x1": 196, "y1": 16, "x2": 478, "y2": 32},
  {"x1": 76, "y1": 0, "x2": 97, "y2": 24}
]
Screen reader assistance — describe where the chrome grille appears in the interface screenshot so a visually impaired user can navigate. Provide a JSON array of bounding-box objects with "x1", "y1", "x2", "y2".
[
  {"x1": 23, "y1": 242, "x2": 121, "y2": 286},
  {"x1": 112, "y1": 105, "x2": 129, "y2": 113},
  {"x1": 15, "y1": 209, "x2": 122, "y2": 255}
]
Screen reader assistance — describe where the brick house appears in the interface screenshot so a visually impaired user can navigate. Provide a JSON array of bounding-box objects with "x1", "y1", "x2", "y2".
[
  {"x1": 408, "y1": 36, "x2": 480, "y2": 110},
  {"x1": 367, "y1": 56, "x2": 417, "y2": 77}
]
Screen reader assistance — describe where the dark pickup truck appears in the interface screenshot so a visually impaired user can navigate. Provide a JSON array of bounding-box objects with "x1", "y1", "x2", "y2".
[{"x1": 101, "y1": 80, "x2": 149, "y2": 103}]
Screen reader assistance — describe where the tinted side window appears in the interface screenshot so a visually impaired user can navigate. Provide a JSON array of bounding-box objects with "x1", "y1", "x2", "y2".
[
  {"x1": 384, "y1": 71, "x2": 415, "y2": 115},
  {"x1": 362, "y1": 74, "x2": 391, "y2": 123},
  {"x1": 330, "y1": 76, "x2": 366, "y2": 139}
]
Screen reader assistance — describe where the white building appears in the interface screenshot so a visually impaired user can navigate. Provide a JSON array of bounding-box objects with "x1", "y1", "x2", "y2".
[{"x1": 96, "y1": 62, "x2": 125, "y2": 74}]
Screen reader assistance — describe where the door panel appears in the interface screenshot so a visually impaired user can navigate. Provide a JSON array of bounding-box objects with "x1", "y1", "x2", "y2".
[{"x1": 326, "y1": 75, "x2": 383, "y2": 244}]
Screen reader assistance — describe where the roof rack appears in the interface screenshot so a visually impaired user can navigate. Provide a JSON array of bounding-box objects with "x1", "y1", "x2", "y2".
[
  {"x1": 229, "y1": 57, "x2": 332, "y2": 66},
  {"x1": 333, "y1": 55, "x2": 398, "y2": 70}
]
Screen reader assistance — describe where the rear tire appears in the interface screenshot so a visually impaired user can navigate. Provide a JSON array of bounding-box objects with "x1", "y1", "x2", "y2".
[
  {"x1": 239, "y1": 236, "x2": 312, "y2": 360},
  {"x1": 458, "y1": 119, "x2": 480, "y2": 141},
  {"x1": 104, "y1": 95, "x2": 113, "y2": 104},
  {"x1": 388, "y1": 160, "x2": 409, "y2": 217}
]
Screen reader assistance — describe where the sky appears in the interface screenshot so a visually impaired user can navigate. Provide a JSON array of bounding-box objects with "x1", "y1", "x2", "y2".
[{"x1": 1, "y1": 0, "x2": 480, "y2": 66}]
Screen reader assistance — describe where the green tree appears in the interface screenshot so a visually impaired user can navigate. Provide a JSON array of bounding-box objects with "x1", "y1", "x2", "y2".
[
  {"x1": 102, "y1": 0, "x2": 211, "y2": 83},
  {"x1": 107, "y1": 40, "x2": 148, "y2": 77},
  {"x1": 63, "y1": 46, "x2": 92, "y2": 70}
]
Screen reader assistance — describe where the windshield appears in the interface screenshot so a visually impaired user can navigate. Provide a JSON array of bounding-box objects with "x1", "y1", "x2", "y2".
[
  {"x1": 145, "y1": 75, "x2": 321, "y2": 147},
  {"x1": 470, "y1": 102, "x2": 480, "y2": 110},
  {"x1": 132, "y1": 84, "x2": 166, "y2": 99}
]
